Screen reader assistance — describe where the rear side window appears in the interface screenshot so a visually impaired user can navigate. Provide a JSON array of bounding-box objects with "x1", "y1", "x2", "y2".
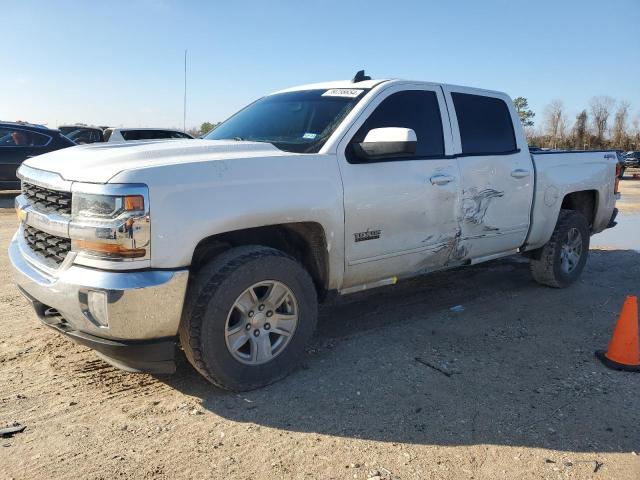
[
  {"x1": 452, "y1": 93, "x2": 516, "y2": 155},
  {"x1": 121, "y1": 130, "x2": 188, "y2": 141},
  {"x1": 350, "y1": 90, "x2": 444, "y2": 162},
  {"x1": 121, "y1": 130, "x2": 151, "y2": 141}
]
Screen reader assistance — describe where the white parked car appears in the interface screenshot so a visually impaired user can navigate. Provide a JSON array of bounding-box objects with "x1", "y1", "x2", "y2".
[
  {"x1": 104, "y1": 127, "x2": 193, "y2": 142},
  {"x1": 11, "y1": 72, "x2": 619, "y2": 390}
]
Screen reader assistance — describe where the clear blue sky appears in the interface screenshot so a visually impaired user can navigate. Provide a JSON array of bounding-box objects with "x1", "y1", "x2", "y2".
[{"x1": 2, "y1": 0, "x2": 639, "y2": 131}]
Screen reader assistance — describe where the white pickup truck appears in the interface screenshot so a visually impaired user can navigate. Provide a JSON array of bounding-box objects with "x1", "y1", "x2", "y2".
[{"x1": 10, "y1": 73, "x2": 619, "y2": 390}]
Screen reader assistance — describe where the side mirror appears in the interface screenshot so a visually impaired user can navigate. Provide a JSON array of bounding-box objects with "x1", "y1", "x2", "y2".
[{"x1": 355, "y1": 127, "x2": 417, "y2": 160}]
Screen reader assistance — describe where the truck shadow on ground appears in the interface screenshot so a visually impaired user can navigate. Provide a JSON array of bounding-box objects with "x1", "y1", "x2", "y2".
[{"x1": 163, "y1": 249, "x2": 640, "y2": 452}]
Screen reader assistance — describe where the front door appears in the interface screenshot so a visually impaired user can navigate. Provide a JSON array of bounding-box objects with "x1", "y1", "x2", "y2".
[{"x1": 336, "y1": 84, "x2": 462, "y2": 289}]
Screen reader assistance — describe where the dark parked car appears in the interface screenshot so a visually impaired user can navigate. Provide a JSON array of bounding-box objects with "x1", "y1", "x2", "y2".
[
  {"x1": 624, "y1": 151, "x2": 640, "y2": 168},
  {"x1": 0, "y1": 122, "x2": 75, "y2": 190},
  {"x1": 103, "y1": 127, "x2": 193, "y2": 142},
  {"x1": 615, "y1": 150, "x2": 627, "y2": 179},
  {"x1": 59, "y1": 125, "x2": 106, "y2": 144}
]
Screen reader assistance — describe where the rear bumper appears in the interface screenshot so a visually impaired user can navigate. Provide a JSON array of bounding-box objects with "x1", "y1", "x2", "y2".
[{"x1": 9, "y1": 231, "x2": 189, "y2": 373}]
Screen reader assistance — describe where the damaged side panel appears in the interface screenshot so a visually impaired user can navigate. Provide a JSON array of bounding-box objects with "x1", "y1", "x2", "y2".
[
  {"x1": 461, "y1": 187, "x2": 505, "y2": 227},
  {"x1": 455, "y1": 154, "x2": 534, "y2": 259}
]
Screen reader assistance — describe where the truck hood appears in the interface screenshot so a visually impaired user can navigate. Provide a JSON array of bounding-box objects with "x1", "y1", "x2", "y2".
[{"x1": 22, "y1": 139, "x2": 289, "y2": 183}]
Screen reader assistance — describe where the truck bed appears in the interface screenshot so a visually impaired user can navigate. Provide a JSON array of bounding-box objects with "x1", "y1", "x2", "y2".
[{"x1": 524, "y1": 150, "x2": 618, "y2": 250}]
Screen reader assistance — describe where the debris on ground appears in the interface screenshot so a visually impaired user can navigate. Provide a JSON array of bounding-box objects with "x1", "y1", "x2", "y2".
[
  {"x1": 0, "y1": 423, "x2": 26, "y2": 438},
  {"x1": 414, "y1": 357, "x2": 455, "y2": 377}
]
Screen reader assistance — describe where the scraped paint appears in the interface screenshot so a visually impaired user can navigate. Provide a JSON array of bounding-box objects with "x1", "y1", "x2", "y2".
[{"x1": 461, "y1": 188, "x2": 505, "y2": 225}]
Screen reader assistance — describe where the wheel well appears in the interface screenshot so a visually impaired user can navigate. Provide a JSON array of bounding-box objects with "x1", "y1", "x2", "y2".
[
  {"x1": 191, "y1": 223, "x2": 329, "y2": 295},
  {"x1": 561, "y1": 190, "x2": 597, "y2": 228}
]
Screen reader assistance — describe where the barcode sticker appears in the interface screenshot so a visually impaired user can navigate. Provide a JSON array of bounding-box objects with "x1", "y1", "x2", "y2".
[{"x1": 322, "y1": 89, "x2": 364, "y2": 98}]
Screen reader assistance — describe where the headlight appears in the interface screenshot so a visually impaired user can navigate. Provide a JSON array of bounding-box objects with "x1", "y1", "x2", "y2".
[
  {"x1": 69, "y1": 185, "x2": 150, "y2": 262},
  {"x1": 72, "y1": 193, "x2": 144, "y2": 219}
]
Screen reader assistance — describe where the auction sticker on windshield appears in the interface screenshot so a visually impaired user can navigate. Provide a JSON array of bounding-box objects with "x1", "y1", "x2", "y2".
[{"x1": 322, "y1": 89, "x2": 363, "y2": 98}]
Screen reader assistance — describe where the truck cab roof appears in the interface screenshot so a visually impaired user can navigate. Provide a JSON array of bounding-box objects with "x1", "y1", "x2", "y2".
[{"x1": 273, "y1": 78, "x2": 507, "y2": 98}]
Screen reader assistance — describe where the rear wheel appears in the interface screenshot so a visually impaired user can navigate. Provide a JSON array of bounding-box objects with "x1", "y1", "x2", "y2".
[
  {"x1": 179, "y1": 246, "x2": 318, "y2": 391},
  {"x1": 529, "y1": 209, "x2": 590, "y2": 288}
]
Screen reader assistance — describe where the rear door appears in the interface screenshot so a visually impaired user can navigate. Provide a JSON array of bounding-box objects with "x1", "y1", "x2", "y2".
[
  {"x1": 337, "y1": 83, "x2": 462, "y2": 288},
  {"x1": 442, "y1": 87, "x2": 534, "y2": 258}
]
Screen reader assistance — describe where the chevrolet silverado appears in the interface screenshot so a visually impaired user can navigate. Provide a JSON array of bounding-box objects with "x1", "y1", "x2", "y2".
[{"x1": 10, "y1": 73, "x2": 619, "y2": 390}]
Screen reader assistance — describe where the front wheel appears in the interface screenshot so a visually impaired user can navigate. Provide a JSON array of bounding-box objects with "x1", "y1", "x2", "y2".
[
  {"x1": 529, "y1": 209, "x2": 590, "y2": 288},
  {"x1": 179, "y1": 246, "x2": 318, "y2": 391}
]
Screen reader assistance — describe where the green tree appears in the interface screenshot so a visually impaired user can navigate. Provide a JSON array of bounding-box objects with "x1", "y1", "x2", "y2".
[
  {"x1": 513, "y1": 97, "x2": 535, "y2": 127},
  {"x1": 200, "y1": 122, "x2": 217, "y2": 135}
]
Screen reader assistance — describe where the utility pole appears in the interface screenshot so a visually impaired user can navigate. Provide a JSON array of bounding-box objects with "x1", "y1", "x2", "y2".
[{"x1": 183, "y1": 49, "x2": 187, "y2": 133}]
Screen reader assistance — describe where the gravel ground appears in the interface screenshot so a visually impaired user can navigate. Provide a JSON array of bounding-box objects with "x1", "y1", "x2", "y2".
[{"x1": 1, "y1": 181, "x2": 639, "y2": 480}]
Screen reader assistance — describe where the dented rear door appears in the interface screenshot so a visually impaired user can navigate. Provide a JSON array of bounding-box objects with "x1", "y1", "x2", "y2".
[{"x1": 442, "y1": 86, "x2": 534, "y2": 259}]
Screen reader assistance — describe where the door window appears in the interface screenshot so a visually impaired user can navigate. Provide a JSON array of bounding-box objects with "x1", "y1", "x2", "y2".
[
  {"x1": 348, "y1": 90, "x2": 444, "y2": 163},
  {"x1": 452, "y1": 93, "x2": 516, "y2": 154},
  {"x1": 0, "y1": 128, "x2": 51, "y2": 147}
]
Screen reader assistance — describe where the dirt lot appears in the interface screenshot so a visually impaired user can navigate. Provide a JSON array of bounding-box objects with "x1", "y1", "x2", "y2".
[{"x1": 1, "y1": 181, "x2": 639, "y2": 480}]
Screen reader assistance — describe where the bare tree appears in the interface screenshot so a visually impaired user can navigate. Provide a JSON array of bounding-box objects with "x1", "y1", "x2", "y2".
[
  {"x1": 526, "y1": 98, "x2": 635, "y2": 151},
  {"x1": 611, "y1": 101, "x2": 630, "y2": 149},
  {"x1": 631, "y1": 115, "x2": 640, "y2": 151},
  {"x1": 544, "y1": 100, "x2": 566, "y2": 148},
  {"x1": 572, "y1": 110, "x2": 588, "y2": 150},
  {"x1": 589, "y1": 96, "x2": 615, "y2": 147}
]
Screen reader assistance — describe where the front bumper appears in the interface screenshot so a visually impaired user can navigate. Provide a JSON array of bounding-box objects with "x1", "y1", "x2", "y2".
[{"x1": 9, "y1": 232, "x2": 189, "y2": 373}]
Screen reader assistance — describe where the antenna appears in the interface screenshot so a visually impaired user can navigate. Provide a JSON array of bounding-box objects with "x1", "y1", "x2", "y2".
[
  {"x1": 183, "y1": 49, "x2": 187, "y2": 133},
  {"x1": 352, "y1": 70, "x2": 371, "y2": 83}
]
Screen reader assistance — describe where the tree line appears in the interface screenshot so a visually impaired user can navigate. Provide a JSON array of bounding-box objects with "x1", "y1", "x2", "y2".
[
  {"x1": 514, "y1": 96, "x2": 639, "y2": 151},
  {"x1": 186, "y1": 121, "x2": 221, "y2": 138}
]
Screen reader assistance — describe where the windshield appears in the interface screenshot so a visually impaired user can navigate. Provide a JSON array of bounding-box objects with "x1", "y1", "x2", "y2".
[{"x1": 205, "y1": 89, "x2": 368, "y2": 153}]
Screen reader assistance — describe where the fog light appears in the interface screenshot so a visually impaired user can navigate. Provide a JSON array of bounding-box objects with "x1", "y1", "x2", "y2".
[{"x1": 87, "y1": 290, "x2": 109, "y2": 327}]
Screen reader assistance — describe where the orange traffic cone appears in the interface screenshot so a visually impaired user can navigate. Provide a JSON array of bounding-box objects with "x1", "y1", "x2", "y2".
[{"x1": 596, "y1": 295, "x2": 639, "y2": 372}]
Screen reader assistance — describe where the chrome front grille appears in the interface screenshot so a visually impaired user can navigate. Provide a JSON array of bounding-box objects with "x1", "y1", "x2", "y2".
[
  {"x1": 22, "y1": 182, "x2": 72, "y2": 216},
  {"x1": 23, "y1": 225, "x2": 71, "y2": 265}
]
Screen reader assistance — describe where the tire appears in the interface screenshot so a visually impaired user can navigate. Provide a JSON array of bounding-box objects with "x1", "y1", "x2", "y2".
[
  {"x1": 529, "y1": 209, "x2": 590, "y2": 288},
  {"x1": 179, "y1": 245, "x2": 318, "y2": 391}
]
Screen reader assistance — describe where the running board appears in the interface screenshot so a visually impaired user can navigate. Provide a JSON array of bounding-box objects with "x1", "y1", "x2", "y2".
[
  {"x1": 339, "y1": 276, "x2": 398, "y2": 295},
  {"x1": 469, "y1": 249, "x2": 519, "y2": 265}
]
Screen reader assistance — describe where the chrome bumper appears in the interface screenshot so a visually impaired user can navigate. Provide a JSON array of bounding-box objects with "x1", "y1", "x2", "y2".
[{"x1": 9, "y1": 231, "x2": 189, "y2": 342}]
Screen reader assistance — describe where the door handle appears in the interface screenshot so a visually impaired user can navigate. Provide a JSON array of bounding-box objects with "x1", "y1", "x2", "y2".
[
  {"x1": 429, "y1": 174, "x2": 455, "y2": 186},
  {"x1": 511, "y1": 169, "x2": 530, "y2": 179}
]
